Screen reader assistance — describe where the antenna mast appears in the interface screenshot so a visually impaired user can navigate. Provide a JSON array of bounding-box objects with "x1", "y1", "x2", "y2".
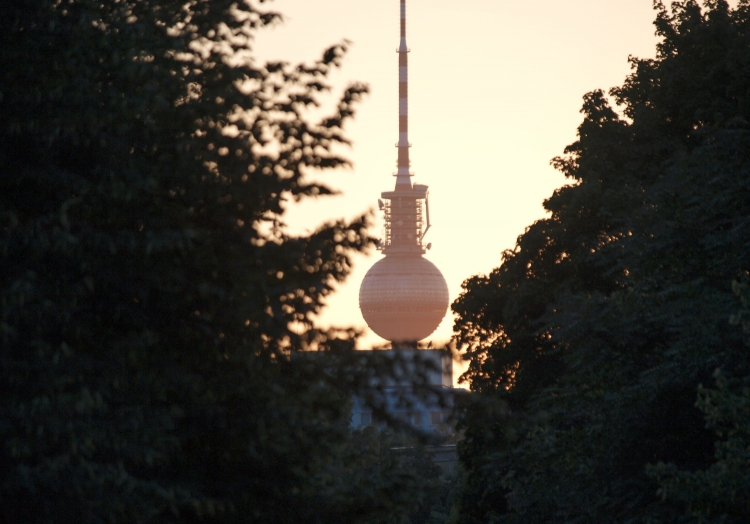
[{"x1": 395, "y1": 0, "x2": 412, "y2": 190}]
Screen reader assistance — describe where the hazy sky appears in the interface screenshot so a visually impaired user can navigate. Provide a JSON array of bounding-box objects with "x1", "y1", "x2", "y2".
[{"x1": 252, "y1": 0, "x2": 663, "y2": 350}]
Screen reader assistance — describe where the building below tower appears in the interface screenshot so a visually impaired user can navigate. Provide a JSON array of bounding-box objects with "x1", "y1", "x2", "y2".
[{"x1": 349, "y1": 348, "x2": 456, "y2": 431}]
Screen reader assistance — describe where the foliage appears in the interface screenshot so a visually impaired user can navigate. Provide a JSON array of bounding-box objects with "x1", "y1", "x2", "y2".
[
  {"x1": 647, "y1": 282, "x2": 750, "y2": 523},
  {"x1": 649, "y1": 369, "x2": 750, "y2": 523},
  {"x1": 0, "y1": 0, "x2": 449, "y2": 522},
  {"x1": 452, "y1": 1, "x2": 750, "y2": 522},
  {"x1": 327, "y1": 427, "x2": 457, "y2": 524}
]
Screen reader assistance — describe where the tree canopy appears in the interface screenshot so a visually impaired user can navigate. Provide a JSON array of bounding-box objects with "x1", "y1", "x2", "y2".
[
  {"x1": 0, "y1": 0, "x2": 447, "y2": 522},
  {"x1": 452, "y1": 1, "x2": 750, "y2": 522}
]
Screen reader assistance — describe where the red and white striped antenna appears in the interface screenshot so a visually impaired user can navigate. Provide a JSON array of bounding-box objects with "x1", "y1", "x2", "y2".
[{"x1": 395, "y1": 0, "x2": 412, "y2": 190}]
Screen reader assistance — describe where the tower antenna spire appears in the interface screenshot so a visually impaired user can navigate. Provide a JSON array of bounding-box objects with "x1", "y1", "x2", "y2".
[{"x1": 395, "y1": 0, "x2": 412, "y2": 190}]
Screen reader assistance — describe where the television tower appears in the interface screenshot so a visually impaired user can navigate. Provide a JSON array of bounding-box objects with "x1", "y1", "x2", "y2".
[{"x1": 358, "y1": 0, "x2": 449, "y2": 346}]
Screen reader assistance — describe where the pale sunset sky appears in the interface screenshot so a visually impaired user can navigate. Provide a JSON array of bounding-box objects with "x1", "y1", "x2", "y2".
[{"x1": 252, "y1": 0, "x2": 676, "y2": 351}]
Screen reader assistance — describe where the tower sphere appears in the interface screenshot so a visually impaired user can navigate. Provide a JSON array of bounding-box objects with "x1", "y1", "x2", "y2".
[{"x1": 359, "y1": 255, "x2": 449, "y2": 343}]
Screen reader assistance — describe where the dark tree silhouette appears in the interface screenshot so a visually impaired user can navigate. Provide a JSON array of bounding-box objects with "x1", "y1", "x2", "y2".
[
  {"x1": 452, "y1": 1, "x2": 750, "y2": 522},
  {"x1": 0, "y1": 1, "x2": 445, "y2": 522}
]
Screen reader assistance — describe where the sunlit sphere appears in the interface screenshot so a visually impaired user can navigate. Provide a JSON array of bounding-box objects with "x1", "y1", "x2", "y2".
[{"x1": 359, "y1": 254, "x2": 449, "y2": 343}]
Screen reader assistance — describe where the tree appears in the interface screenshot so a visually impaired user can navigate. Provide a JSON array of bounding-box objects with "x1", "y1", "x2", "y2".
[
  {"x1": 648, "y1": 280, "x2": 750, "y2": 523},
  {"x1": 452, "y1": 1, "x2": 750, "y2": 522},
  {"x1": 326, "y1": 427, "x2": 457, "y2": 524},
  {"x1": 0, "y1": 0, "x2": 429, "y2": 522}
]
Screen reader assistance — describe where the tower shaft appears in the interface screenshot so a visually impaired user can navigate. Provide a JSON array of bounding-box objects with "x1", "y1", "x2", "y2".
[
  {"x1": 381, "y1": 0, "x2": 429, "y2": 255},
  {"x1": 358, "y1": 0, "x2": 449, "y2": 345},
  {"x1": 381, "y1": 185, "x2": 428, "y2": 254}
]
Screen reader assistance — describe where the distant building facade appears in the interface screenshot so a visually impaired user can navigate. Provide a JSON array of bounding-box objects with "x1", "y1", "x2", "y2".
[{"x1": 350, "y1": 348, "x2": 458, "y2": 434}]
